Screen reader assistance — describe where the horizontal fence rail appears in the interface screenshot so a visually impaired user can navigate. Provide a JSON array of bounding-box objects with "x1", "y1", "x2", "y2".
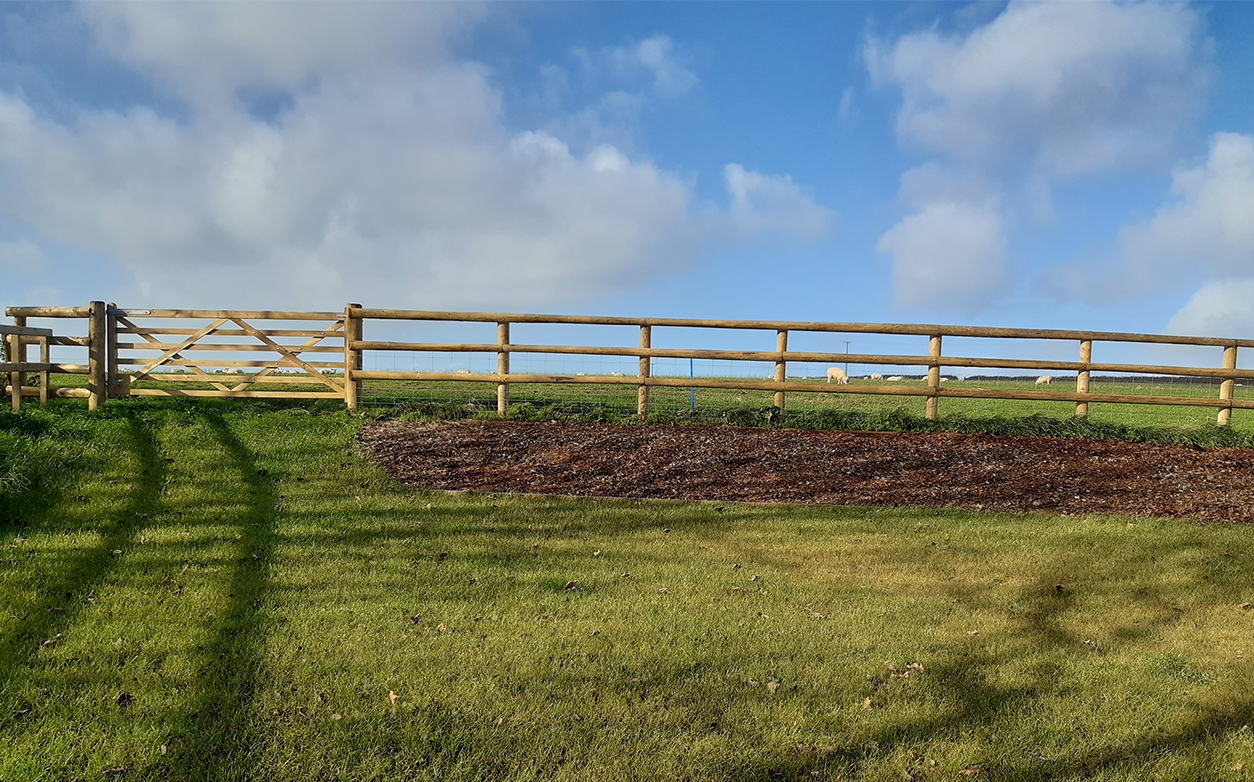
[{"x1": 3, "y1": 303, "x2": 1251, "y2": 426}]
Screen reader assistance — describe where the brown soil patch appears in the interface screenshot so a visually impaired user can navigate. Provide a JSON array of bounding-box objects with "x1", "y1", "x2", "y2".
[{"x1": 361, "y1": 420, "x2": 1254, "y2": 523}]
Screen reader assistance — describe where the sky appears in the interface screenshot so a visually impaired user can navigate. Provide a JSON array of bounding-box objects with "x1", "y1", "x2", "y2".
[{"x1": 2, "y1": 1, "x2": 1253, "y2": 342}]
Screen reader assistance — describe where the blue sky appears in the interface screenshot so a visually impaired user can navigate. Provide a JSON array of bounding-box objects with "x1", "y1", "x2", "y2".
[{"x1": 2, "y1": 1, "x2": 1253, "y2": 340}]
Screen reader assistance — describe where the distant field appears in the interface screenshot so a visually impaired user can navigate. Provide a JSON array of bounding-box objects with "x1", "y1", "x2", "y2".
[
  {"x1": 32, "y1": 371, "x2": 1254, "y2": 431},
  {"x1": 1, "y1": 402, "x2": 1252, "y2": 781}
]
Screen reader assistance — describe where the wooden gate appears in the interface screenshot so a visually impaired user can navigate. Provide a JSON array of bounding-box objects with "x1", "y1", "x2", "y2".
[{"x1": 114, "y1": 309, "x2": 347, "y2": 400}]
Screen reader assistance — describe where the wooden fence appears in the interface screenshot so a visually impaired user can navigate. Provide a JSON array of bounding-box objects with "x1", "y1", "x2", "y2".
[{"x1": 5, "y1": 302, "x2": 1254, "y2": 425}]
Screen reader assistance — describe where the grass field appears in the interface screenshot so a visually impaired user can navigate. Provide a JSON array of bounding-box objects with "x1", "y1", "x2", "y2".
[
  {"x1": 31, "y1": 368, "x2": 1254, "y2": 431},
  {"x1": 2, "y1": 400, "x2": 1253, "y2": 780}
]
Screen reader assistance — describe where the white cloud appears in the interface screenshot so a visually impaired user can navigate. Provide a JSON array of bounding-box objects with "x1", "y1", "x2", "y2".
[
  {"x1": 0, "y1": 6, "x2": 829, "y2": 311},
  {"x1": 1167, "y1": 279, "x2": 1254, "y2": 337},
  {"x1": 868, "y1": 0, "x2": 1210, "y2": 314},
  {"x1": 897, "y1": 162, "x2": 998, "y2": 211},
  {"x1": 1041, "y1": 132, "x2": 1254, "y2": 302},
  {"x1": 606, "y1": 34, "x2": 697, "y2": 97},
  {"x1": 80, "y1": 2, "x2": 483, "y2": 108},
  {"x1": 838, "y1": 87, "x2": 854, "y2": 119},
  {"x1": 1121, "y1": 132, "x2": 1254, "y2": 281},
  {"x1": 723, "y1": 164, "x2": 833, "y2": 240},
  {"x1": 876, "y1": 196, "x2": 1008, "y2": 313},
  {"x1": 866, "y1": 1, "x2": 1208, "y2": 179}
]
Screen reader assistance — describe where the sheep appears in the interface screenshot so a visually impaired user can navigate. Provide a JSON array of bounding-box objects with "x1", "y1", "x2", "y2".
[
  {"x1": 1035, "y1": 375, "x2": 1052, "y2": 385},
  {"x1": 610, "y1": 371, "x2": 626, "y2": 377},
  {"x1": 886, "y1": 376, "x2": 904, "y2": 382},
  {"x1": 455, "y1": 369, "x2": 470, "y2": 375},
  {"x1": 575, "y1": 372, "x2": 586, "y2": 376},
  {"x1": 826, "y1": 367, "x2": 848, "y2": 384},
  {"x1": 869, "y1": 372, "x2": 884, "y2": 380}
]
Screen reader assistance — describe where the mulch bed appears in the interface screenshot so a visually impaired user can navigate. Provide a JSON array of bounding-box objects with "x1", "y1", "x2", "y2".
[{"x1": 360, "y1": 420, "x2": 1254, "y2": 523}]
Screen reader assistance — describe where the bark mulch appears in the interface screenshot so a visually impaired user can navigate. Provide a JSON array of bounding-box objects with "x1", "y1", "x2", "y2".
[{"x1": 360, "y1": 419, "x2": 1254, "y2": 523}]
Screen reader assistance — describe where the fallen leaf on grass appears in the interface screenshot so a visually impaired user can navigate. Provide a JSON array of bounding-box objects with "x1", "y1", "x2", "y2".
[
  {"x1": 436, "y1": 623, "x2": 446, "y2": 633},
  {"x1": 766, "y1": 681, "x2": 780, "y2": 695},
  {"x1": 657, "y1": 587, "x2": 670, "y2": 594},
  {"x1": 861, "y1": 698, "x2": 872, "y2": 710},
  {"x1": 115, "y1": 691, "x2": 134, "y2": 708},
  {"x1": 564, "y1": 580, "x2": 579, "y2": 591},
  {"x1": 747, "y1": 678, "x2": 760, "y2": 687},
  {"x1": 796, "y1": 744, "x2": 836, "y2": 756},
  {"x1": 959, "y1": 769, "x2": 983, "y2": 777},
  {"x1": 1240, "y1": 602, "x2": 1251, "y2": 610}
]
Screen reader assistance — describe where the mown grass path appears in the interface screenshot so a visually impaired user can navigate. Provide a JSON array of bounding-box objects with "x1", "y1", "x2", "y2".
[{"x1": 1, "y1": 403, "x2": 1253, "y2": 781}]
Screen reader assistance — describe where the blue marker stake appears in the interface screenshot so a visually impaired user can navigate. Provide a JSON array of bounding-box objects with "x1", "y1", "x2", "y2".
[{"x1": 690, "y1": 358, "x2": 695, "y2": 410}]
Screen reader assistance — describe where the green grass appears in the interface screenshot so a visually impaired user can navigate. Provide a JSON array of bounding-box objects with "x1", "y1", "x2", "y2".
[
  {"x1": 2, "y1": 400, "x2": 1254, "y2": 780},
  {"x1": 35, "y1": 370, "x2": 1254, "y2": 438}
]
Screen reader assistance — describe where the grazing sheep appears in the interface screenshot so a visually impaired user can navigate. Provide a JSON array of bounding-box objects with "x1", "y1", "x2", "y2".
[
  {"x1": 455, "y1": 369, "x2": 470, "y2": 375},
  {"x1": 939, "y1": 377, "x2": 949, "y2": 383},
  {"x1": 1035, "y1": 375, "x2": 1052, "y2": 385},
  {"x1": 869, "y1": 372, "x2": 884, "y2": 380},
  {"x1": 610, "y1": 371, "x2": 625, "y2": 377},
  {"x1": 826, "y1": 367, "x2": 848, "y2": 384},
  {"x1": 886, "y1": 376, "x2": 904, "y2": 382},
  {"x1": 575, "y1": 372, "x2": 586, "y2": 376}
]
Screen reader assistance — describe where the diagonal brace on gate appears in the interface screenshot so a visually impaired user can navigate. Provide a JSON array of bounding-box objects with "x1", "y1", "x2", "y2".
[
  {"x1": 223, "y1": 320, "x2": 345, "y2": 392},
  {"x1": 229, "y1": 318, "x2": 346, "y2": 393},
  {"x1": 129, "y1": 318, "x2": 231, "y2": 389},
  {"x1": 118, "y1": 314, "x2": 234, "y2": 391}
]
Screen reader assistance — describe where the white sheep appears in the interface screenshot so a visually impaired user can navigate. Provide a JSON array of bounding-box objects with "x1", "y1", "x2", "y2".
[
  {"x1": 1035, "y1": 375, "x2": 1052, "y2": 385},
  {"x1": 886, "y1": 376, "x2": 904, "y2": 382},
  {"x1": 610, "y1": 371, "x2": 625, "y2": 377},
  {"x1": 869, "y1": 372, "x2": 883, "y2": 380},
  {"x1": 455, "y1": 369, "x2": 470, "y2": 375},
  {"x1": 826, "y1": 367, "x2": 848, "y2": 384}
]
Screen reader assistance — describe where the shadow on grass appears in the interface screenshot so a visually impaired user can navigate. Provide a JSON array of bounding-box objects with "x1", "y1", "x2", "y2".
[
  {"x1": 783, "y1": 562, "x2": 1254, "y2": 781},
  {"x1": 0, "y1": 412, "x2": 163, "y2": 728},
  {"x1": 164, "y1": 411, "x2": 279, "y2": 780}
]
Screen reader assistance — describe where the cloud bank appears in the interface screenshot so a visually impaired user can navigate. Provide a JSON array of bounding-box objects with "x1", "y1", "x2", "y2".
[
  {"x1": 868, "y1": 0, "x2": 1209, "y2": 314},
  {"x1": 0, "y1": 5, "x2": 830, "y2": 310}
]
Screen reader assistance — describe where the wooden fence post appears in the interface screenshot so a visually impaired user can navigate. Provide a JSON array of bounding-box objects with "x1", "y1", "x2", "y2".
[
  {"x1": 497, "y1": 321, "x2": 510, "y2": 418},
  {"x1": 344, "y1": 304, "x2": 362, "y2": 411},
  {"x1": 1218, "y1": 344, "x2": 1238, "y2": 426},
  {"x1": 1075, "y1": 339, "x2": 1092, "y2": 417},
  {"x1": 106, "y1": 302, "x2": 120, "y2": 398},
  {"x1": 8, "y1": 316, "x2": 23, "y2": 411},
  {"x1": 774, "y1": 329, "x2": 788, "y2": 417},
  {"x1": 39, "y1": 334, "x2": 49, "y2": 405},
  {"x1": 925, "y1": 334, "x2": 942, "y2": 420},
  {"x1": 637, "y1": 325, "x2": 651, "y2": 419},
  {"x1": 87, "y1": 301, "x2": 106, "y2": 411}
]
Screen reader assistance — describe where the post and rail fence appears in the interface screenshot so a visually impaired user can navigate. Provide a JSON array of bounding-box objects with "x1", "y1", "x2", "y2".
[{"x1": 4, "y1": 302, "x2": 1254, "y2": 426}]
